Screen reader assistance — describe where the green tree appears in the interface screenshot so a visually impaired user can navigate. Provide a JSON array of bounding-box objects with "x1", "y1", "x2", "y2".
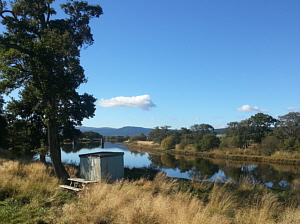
[
  {"x1": 0, "y1": 1, "x2": 102, "y2": 180},
  {"x1": 199, "y1": 133, "x2": 220, "y2": 151},
  {"x1": 129, "y1": 133, "x2": 147, "y2": 142},
  {"x1": 148, "y1": 126, "x2": 171, "y2": 144},
  {"x1": 279, "y1": 137, "x2": 300, "y2": 152},
  {"x1": 5, "y1": 87, "x2": 47, "y2": 158},
  {"x1": 260, "y1": 136, "x2": 280, "y2": 155},
  {"x1": 5, "y1": 119, "x2": 43, "y2": 157},
  {"x1": 275, "y1": 112, "x2": 300, "y2": 140},
  {"x1": 161, "y1": 136, "x2": 176, "y2": 150},
  {"x1": 81, "y1": 131, "x2": 102, "y2": 140},
  {"x1": 227, "y1": 120, "x2": 251, "y2": 148},
  {"x1": 190, "y1": 123, "x2": 214, "y2": 134},
  {"x1": 248, "y1": 113, "x2": 277, "y2": 143}
]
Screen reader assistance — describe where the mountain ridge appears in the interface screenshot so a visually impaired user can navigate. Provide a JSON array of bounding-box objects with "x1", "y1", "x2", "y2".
[
  {"x1": 76, "y1": 126, "x2": 226, "y2": 137},
  {"x1": 76, "y1": 126, "x2": 153, "y2": 137}
]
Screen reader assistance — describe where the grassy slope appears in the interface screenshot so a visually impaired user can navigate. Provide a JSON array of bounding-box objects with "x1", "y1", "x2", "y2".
[{"x1": 1, "y1": 158, "x2": 300, "y2": 223}]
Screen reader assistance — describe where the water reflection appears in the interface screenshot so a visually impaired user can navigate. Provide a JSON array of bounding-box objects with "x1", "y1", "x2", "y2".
[
  {"x1": 149, "y1": 153, "x2": 300, "y2": 190},
  {"x1": 61, "y1": 142, "x2": 300, "y2": 190},
  {"x1": 62, "y1": 142, "x2": 101, "y2": 153}
]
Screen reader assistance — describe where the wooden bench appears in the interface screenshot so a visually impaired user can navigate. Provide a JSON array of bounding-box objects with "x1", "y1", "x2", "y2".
[
  {"x1": 59, "y1": 178, "x2": 98, "y2": 192},
  {"x1": 68, "y1": 178, "x2": 98, "y2": 184},
  {"x1": 59, "y1": 185, "x2": 82, "y2": 192}
]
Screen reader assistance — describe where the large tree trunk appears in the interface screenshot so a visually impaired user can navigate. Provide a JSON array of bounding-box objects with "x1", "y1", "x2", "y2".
[
  {"x1": 40, "y1": 154, "x2": 46, "y2": 164},
  {"x1": 47, "y1": 120, "x2": 69, "y2": 182}
]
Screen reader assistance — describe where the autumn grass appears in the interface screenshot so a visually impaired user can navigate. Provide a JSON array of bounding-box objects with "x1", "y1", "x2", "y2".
[
  {"x1": 0, "y1": 158, "x2": 76, "y2": 224},
  {"x1": 1, "y1": 158, "x2": 300, "y2": 223}
]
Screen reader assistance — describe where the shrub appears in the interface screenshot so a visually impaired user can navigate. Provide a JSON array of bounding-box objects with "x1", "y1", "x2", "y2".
[
  {"x1": 260, "y1": 136, "x2": 280, "y2": 155},
  {"x1": 178, "y1": 139, "x2": 189, "y2": 149},
  {"x1": 220, "y1": 137, "x2": 231, "y2": 148},
  {"x1": 200, "y1": 134, "x2": 220, "y2": 151},
  {"x1": 279, "y1": 137, "x2": 300, "y2": 151},
  {"x1": 129, "y1": 134, "x2": 147, "y2": 143},
  {"x1": 161, "y1": 136, "x2": 176, "y2": 150},
  {"x1": 194, "y1": 142, "x2": 202, "y2": 151}
]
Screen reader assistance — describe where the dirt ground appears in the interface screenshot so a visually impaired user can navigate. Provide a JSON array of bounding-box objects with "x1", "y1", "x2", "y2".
[{"x1": 136, "y1": 141, "x2": 160, "y2": 146}]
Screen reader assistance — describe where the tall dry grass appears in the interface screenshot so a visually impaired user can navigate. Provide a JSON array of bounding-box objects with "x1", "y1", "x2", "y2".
[
  {"x1": 53, "y1": 173, "x2": 300, "y2": 224},
  {"x1": 1, "y1": 159, "x2": 300, "y2": 224},
  {"x1": 0, "y1": 159, "x2": 59, "y2": 199},
  {"x1": 271, "y1": 151, "x2": 300, "y2": 160},
  {"x1": 0, "y1": 159, "x2": 73, "y2": 224},
  {"x1": 54, "y1": 173, "x2": 232, "y2": 224}
]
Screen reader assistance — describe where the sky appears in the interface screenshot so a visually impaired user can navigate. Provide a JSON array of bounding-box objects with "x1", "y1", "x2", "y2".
[{"x1": 3, "y1": 0, "x2": 300, "y2": 130}]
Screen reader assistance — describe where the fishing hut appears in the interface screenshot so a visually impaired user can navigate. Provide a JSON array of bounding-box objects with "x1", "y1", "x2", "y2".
[{"x1": 79, "y1": 152, "x2": 124, "y2": 182}]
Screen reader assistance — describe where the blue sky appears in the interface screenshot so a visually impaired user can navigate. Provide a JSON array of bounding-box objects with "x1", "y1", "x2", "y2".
[{"x1": 3, "y1": 0, "x2": 300, "y2": 130}]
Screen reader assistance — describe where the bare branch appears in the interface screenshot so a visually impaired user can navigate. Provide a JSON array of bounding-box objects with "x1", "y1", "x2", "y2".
[
  {"x1": 0, "y1": 9, "x2": 17, "y2": 20},
  {"x1": 46, "y1": 2, "x2": 51, "y2": 24}
]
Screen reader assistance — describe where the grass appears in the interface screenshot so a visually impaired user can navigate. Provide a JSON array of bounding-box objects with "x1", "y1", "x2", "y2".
[{"x1": 1, "y1": 158, "x2": 300, "y2": 223}]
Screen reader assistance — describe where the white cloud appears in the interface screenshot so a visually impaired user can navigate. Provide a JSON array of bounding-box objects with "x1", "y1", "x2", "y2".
[
  {"x1": 98, "y1": 94, "x2": 156, "y2": 111},
  {"x1": 237, "y1": 105, "x2": 268, "y2": 113},
  {"x1": 286, "y1": 107, "x2": 300, "y2": 111},
  {"x1": 193, "y1": 118, "x2": 200, "y2": 121}
]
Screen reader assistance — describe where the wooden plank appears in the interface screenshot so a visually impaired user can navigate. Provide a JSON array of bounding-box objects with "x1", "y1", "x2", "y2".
[
  {"x1": 59, "y1": 185, "x2": 82, "y2": 192},
  {"x1": 68, "y1": 178, "x2": 98, "y2": 184}
]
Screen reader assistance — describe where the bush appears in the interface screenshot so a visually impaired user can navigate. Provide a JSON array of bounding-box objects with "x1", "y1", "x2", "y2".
[
  {"x1": 129, "y1": 134, "x2": 147, "y2": 142},
  {"x1": 220, "y1": 137, "x2": 231, "y2": 148},
  {"x1": 230, "y1": 136, "x2": 244, "y2": 148},
  {"x1": 194, "y1": 142, "x2": 202, "y2": 151},
  {"x1": 260, "y1": 136, "x2": 280, "y2": 155},
  {"x1": 178, "y1": 139, "x2": 189, "y2": 150},
  {"x1": 279, "y1": 137, "x2": 300, "y2": 151},
  {"x1": 200, "y1": 134, "x2": 220, "y2": 151},
  {"x1": 161, "y1": 136, "x2": 176, "y2": 150}
]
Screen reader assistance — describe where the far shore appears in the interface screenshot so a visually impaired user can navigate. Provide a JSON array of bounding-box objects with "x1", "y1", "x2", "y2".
[{"x1": 124, "y1": 141, "x2": 300, "y2": 166}]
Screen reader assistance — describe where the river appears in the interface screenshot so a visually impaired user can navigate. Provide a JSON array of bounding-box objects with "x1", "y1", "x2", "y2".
[{"x1": 61, "y1": 142, "x2": 300, "y2": 190}]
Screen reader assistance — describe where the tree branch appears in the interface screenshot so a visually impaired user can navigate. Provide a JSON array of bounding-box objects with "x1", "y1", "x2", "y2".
[
  {"x1": 46, "y1": 3, "x2": 51, "y2": 24},
  {"x1": 0, "y1": 9, "x2": 17, "y2": 20},
  {"x1": 0, "y1": 37, "x2": 32, "y2": 56}
]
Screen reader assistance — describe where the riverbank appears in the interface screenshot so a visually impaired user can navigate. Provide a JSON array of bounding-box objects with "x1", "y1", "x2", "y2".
[
  {"x1": 1, "y1": 158, "x2": 300, "y2": 224},
  {"x1": 124, "y1": 141, "x2": 300, "y2": 165}
]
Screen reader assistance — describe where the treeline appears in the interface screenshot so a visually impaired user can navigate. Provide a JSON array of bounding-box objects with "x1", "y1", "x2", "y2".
[
  {"x1": 0, "y1": 93, "x2": 128, "y2": 158},
  {"x1": 129, "y1": 112, "x2": 300, "y2": 155},
  {"x1": 1, "y1": 95, "x2": 106, "y2": 158}
]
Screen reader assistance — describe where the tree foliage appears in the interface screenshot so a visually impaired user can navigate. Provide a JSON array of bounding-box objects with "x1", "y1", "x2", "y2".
[
  {"x1": 0, "y1": 0, "x2": 102, "y2": 180},
  {"x1": 190, "y1": 123, "x2": 214, "y2": 134},
  {"x1": 200, "y1": 134, "x2": 220, "y2": 151},
  {"x1": 161, "y1": 136, "x2": 176, "y2": 150},
  {"x1": 248, "y1": 113, "x2": 277, "y2": 143},
  {"x1": 275, "y1": 112, "x2": 300, "y2": 139},
  {"x1": 129, "y1": 133, "x2": 147, "y2": 142},
  {"x1": 81, "y1": 131, "x2": 102, "y2": 140},
  {"x1": 227, "y1": 120, "x2": 251, "y2": 148},
  {"x1": 148, "y1": 126, "x2": 171, "y2": 144}
]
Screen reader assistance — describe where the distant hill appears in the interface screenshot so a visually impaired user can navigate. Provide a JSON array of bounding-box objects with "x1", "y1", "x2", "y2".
[
  {"x1": 76, "y1": 126, "x2": 153, "y2": 137},
  {"x1": 215, "y1": 128, "x2": 227, "y2": 135},
  {"x1": 77, "y1": 126, "x2": 226, "y2": 137}
]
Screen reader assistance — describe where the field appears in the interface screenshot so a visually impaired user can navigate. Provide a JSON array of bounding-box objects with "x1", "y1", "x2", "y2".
[{"x1": 1, "y1": 158, "x2": 300, "y2": 223}]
